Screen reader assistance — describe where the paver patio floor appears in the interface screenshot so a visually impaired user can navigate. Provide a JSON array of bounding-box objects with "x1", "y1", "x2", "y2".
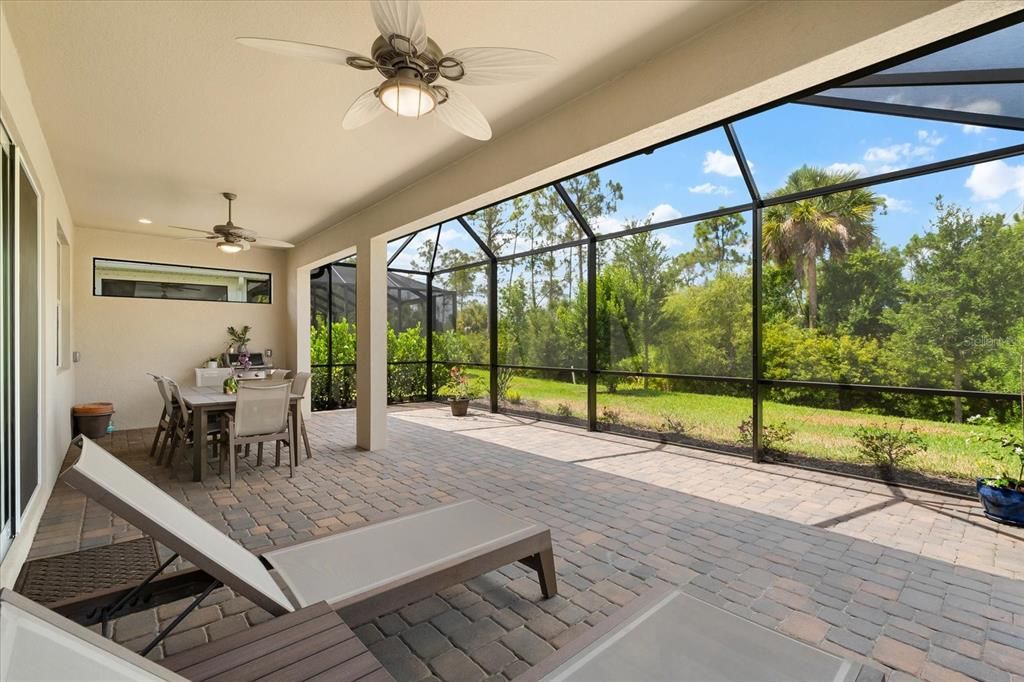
[{"x1": 26, "y1": 405, "x2": 1024, "y2": 682}]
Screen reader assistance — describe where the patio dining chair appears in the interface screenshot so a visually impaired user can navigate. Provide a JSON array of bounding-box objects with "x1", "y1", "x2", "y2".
[
  {"x1": 291, "y1": 370, "x2": 313, "y2": 460},
  {"x1": 270, "y1": 368, "x2": 291, "y2": 380},
  {"x1": 146, "y1": 373, "x2": 178, "y2": 461},
  {"x1": 219, "y1": 381, "x2": 293, "y2": 487},
  {"x1": 160, "y1": 378, "x2": 222, "y2": 470}
]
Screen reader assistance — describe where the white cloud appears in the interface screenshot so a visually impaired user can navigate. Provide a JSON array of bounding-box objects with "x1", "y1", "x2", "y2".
[
  {"x1": 655, "y1": 232, "x2": 684, "y2": 249},
  {"x1": 826, "y1": 162, "x2": 867, "y2": 177},
  {"x1": 862, "y1": 131, "x2": 944, "y2": 168},
  {"x1": 916, "y1": 129, "x2": 944, "y2": 146},
  {"x1": 590, "y1": 215, "x2": 624, "y2": 235},
  {"x1": 648, "y1": 203, "x2": 683, "y2": 223},
  {"x1": 965, "y1": 160, "x2": 1024, "y2": 201},
  {"x1": 880, "y1": 194, "x2": 912, "y2": 213},
  {"x1": 864, "y1": 144, "x2": 911, "y2": 163},
  {"x1": 702, "y1": 150, "x2": 744, "y2": 177},
  {"x1": 962, "y1": 124, "x2": 985, "y2": 135},
  {"x1": 438, "y1": 227, "x2": 465, "y2": 244},
  {"x1": 962, "y1": 99, "x2": 1003, "y2": 115},
  {"x1": 687, "y1": 182, "x2": 732, "y2": 195}
]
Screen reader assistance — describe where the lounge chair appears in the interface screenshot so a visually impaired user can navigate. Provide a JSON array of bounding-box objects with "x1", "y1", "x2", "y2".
[
  {"x1": 58, "y1": 435, "x2": 557, "y2": 626},
  {"x1": 0, "y1": 588, "x2": 392, "y2": 681},
  {"x1": 514, "y1": 587, "x2": 884, "y2": 682}
]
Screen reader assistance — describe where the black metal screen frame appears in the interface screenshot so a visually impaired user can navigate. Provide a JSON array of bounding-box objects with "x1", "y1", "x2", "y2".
[{"x1": 313, "y1": 15, "x2": 1024, "y2": 487}]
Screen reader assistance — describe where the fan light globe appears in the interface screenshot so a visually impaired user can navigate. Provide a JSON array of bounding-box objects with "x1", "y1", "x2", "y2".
[
  {"x1": 217, "y1": 241, "x2": 243, "y2": 254},
  {"x1": 378, "y1": 76, "x2": 436, "y2": 118}
]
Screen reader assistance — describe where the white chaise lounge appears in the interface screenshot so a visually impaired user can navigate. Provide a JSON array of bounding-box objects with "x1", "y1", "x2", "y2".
[
  {"x1": 0, "y1": 588, "x2": 394, "y2": 682},
  {"x1": 514, "y1": 587, "x2": 885, "y2": 682},
  {"x1": 59, "y1": 436, "x2": 557, "y2": 625},
  {"x1": 0, "y1": 588, "x2": 185, "y2": 681}
]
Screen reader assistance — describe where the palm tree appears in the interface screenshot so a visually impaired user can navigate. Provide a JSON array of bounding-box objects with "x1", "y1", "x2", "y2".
[{"x1": 763, "y1": 166, "x2": 884, "y2": 328}]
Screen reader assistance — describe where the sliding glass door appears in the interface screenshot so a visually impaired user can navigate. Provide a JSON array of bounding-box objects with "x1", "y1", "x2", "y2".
[
  {"x1": 0, "y1": 123, "x2": 14, "y2": 558},
  {"x1": 0, "y1": 121, "x2": 42, "y2": 560},
  {"x1": 17, "y1": 152, "x2": 40, "y2": 519}
]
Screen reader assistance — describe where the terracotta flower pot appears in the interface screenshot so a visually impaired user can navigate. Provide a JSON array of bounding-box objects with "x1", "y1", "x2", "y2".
[
  {"x1": 449, "y1": 399, "x2": 470, "y2": 417},
  {"x1": 72, "y1": 403, "x2": 114, "y2": 438}
]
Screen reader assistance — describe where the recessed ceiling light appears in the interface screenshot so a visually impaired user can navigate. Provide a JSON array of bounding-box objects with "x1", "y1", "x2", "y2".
[{"x1": 138, "y1": 218, "x2": 152, "y2": 224}]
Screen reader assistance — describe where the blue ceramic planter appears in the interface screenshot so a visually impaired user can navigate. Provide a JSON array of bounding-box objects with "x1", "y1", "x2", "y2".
[{"x1": 976, "y1": 479, "x2": 1024, "y2": 526}]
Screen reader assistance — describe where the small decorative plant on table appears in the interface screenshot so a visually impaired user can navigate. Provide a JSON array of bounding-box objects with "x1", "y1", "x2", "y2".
[
  {"x1": 227, "y1": 325, "x2": 252, "y2": 354},
  {"x1": 969, "y1": 355, "x2": 1024, "y2": 526},
  {"x1": 437, "y1": 366, "x2": 484, "y2": 417},
  {"x1": 223, "y1": 377, "x2": 238, "y2": 394}
]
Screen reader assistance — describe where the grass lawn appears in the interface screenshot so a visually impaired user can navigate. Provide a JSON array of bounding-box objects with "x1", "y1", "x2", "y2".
[{"x1": 486, "y1": 373, "x2": 1011, "y2": 482}]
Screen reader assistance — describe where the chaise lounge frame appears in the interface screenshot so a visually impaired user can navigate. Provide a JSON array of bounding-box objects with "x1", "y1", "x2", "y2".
[{"x1": 57, "y1": 436, "x2": 557, "y2": 629}]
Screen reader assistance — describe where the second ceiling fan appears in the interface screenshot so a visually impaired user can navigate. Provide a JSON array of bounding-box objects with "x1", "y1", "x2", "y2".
[{"x1": 237, "y1": 0, "x2": 555, "y2": 140}]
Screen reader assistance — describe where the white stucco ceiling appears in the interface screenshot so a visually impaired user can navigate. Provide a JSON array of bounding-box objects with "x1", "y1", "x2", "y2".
[{"x1": 3, "y1": 0, "x2": 752, "y2": 244}]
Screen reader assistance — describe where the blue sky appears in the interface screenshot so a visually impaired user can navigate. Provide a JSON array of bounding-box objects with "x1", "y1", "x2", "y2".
[{"x1": 390, "y1": 103, "x2": 1024, "y2": 268}]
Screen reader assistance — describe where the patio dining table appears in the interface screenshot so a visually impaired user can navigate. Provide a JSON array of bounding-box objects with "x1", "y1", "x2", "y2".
[{"x1": 176, "y1": 383, "x2": 304, "y2": 482}]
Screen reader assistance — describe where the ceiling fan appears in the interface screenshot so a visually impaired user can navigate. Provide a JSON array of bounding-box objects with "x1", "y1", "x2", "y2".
[
  {"x1": 236, "y1": 0, "x2": 555, "y2": 140},
  {"x1": 171, "y1": 193, "x2": 294, "y2": 253}
]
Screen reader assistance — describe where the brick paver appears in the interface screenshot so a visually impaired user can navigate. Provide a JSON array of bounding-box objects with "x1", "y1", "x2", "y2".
[{"x1": 25, "y1": 404, "x2": 1024, "y2": 681}]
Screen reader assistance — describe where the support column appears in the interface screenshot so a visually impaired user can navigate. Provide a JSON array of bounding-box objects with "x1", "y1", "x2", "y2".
[
  {"x1": 488, "y1": 258, "x2": 498, "y2": 412},
  {"x1": 356, "y1": 236, "x2": 388, "y2": 450}
]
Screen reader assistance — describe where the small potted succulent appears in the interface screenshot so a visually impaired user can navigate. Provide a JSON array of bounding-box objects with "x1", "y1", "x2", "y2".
[
  {"x1": 223, "y1": 376, "x2": 238, "y2": 394},
  {"x1": 437, "y1": 366, "x2": 483, "y2": 417},
  {"x1": 969, "y1": 355, "x2": 1024, "y2": 526}
]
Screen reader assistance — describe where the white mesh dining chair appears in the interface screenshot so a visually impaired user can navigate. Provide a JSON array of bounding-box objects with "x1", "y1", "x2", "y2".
[
  {"x1": 291, "y1": 371, "x2": 313, "y2": 460},
  {"x1": 270, "y1": 369, "x2": 292, "y2": 380},
  {"x1": 221, "y1": 382, "x2": 293, "y2": 487}
]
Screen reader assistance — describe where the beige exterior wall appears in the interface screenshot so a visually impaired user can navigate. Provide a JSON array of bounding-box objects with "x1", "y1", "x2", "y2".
[
  {"x1": 73, "y1": 227, "x2": 289, "y2": 430},
  {"x1": 0, "y1": 4, "x2": 77, "y2": 586}
]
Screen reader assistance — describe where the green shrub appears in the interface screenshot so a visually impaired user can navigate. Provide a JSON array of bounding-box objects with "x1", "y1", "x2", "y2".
[
  {"x1": 854, "y1": 422, "x2": 926, "y2": 479},
  {"x1": 659, "y1": 415, "x2": 688, "y2": 435},
  {"x1": 556, "y1": 403, "x2": 573, "y2": 418},
  {"x1": 737, "y1": 418, "x2": 794, "y2": 453}
]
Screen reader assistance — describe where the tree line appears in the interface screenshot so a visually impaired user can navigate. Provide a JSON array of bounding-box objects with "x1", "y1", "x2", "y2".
[{"x1": 313, "y1": 165, "x2": 1024, "y2": 423}]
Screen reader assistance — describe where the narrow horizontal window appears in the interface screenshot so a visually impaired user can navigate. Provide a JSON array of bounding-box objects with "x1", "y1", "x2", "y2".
[{"x1": 93, "y1": 258, "x2": 271, "y2": 304}]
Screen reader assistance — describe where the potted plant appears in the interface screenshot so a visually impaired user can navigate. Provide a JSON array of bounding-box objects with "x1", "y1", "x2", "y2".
[
  {"x1": 969, "y1": 355, "x2": 1024, "y2": 526},
  {"x1": 227, "y1": 325, "x2": 252, "y2": 354},
  {"x1": 437, "y1": 366, "x2": 483, "y2": 416},
  {"x1": 206, "y1": 356, "x2": 219, "y2": 369},
  {"x1": 223, "y1": 376, "x2": 238, "y2": 394}
]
